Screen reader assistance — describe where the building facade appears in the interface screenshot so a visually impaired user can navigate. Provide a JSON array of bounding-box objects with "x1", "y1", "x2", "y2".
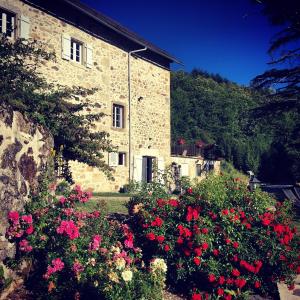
[{"x1": 0, "y1": 0, "x2": 219, "y2": 192}]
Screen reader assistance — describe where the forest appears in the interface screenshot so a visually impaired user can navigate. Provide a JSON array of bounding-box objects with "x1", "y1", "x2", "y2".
[
  {"x1": 171, "y1": 0, "x2": 300, "y2": 184},
  {"x1": 171, "y1": 69, "x2": 299, "y2": 184}
]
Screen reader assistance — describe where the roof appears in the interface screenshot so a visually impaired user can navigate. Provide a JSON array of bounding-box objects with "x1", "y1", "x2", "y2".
[{"x1": 62, "y1": 0, "x2": 181, "y2": 64}]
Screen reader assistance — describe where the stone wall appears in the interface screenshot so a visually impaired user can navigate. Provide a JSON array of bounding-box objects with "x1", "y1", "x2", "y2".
[
  {"x1": 0, "y1": 0, "x2": 171, "y2": 192},
  {"x1": 171, "y1": 156, "x2": 221, "y2": 181},
  {"x1": 0, "y1": 105, "x2": 53, "y2": 261}
]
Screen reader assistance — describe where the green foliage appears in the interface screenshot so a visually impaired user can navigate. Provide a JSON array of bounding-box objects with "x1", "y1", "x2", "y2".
[
  {"x1": 250, "y1": 0, "x2": 300, "y2": 183},
  {"x1": 171, "y1": 70, "x2": 271, "y2": 175},
  {"x1": 0, "y1": 35, "x2": 115, "y2": 179},
  {"x1": 128, "y1": 175, "x2": 300, "y2": 299},
  {"x1": 5, "y1": 178, "x2": 167, "y2": 300},
  {"x1": 171, "y1": 69, "x2": 300, "y2": 183}
]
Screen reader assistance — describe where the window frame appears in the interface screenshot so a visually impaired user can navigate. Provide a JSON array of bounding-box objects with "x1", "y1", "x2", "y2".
[
  {"x1": 0, "y1": 8, "x2": 16, "y2": 39},
  {"x1": 70, "y1": 38, "x2": 83, "y2": 64},
  {"x1": 112, "y1": 103, "x2": 125, "y2": 129},
  {"x1": 118, "y1": 152, "x2": 126, "y2": 166}
]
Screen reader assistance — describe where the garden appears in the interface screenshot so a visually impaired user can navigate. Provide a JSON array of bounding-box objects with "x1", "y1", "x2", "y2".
[{"x1": 2, "y1": 173, "x2": 300, "y2": 300}]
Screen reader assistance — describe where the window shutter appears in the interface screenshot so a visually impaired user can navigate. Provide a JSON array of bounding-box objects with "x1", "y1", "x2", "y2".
[
  {"x1": 157, "y1": 157, "x2": 165, "y2": 173},
  {"x1": 85, "y1": 43, "x2": 93, "y2": 68},
  {"x1": 61, "y1": 34, "x2": 71, "y2": 60},
  {"x1": 20, "y1": 15, "x2": 30, "y2": 39},
  {"x1": 2, "y1": 13, "x2": 7, "y2": 33},
  {"x1": 181, "y1": 163, "x2": 189, "y2": 177},
  {"x1": 133, "y1": 155, "x2": 143, "y2": 182},
  {"x1": 108, "y1": 152, "x2": 118, "y2": 167}
]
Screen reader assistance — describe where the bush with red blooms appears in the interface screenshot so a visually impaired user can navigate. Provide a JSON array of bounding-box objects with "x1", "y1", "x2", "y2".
[
  {"x1": 5, "y1": 183, "x2": 167, "y2": 300},
  {"x1": 128, "y1": 174, "x2": 300, "y2": 299}
]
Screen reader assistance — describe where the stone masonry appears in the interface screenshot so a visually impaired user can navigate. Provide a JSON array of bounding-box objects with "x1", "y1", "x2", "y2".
[{"x1": 0, "y1": 0, "x2": 171, "y2": 192}]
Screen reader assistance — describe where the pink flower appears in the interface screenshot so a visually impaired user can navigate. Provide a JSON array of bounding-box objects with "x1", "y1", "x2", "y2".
[
  {"x1": 56, "y1": 220, "x2": 79, "y2": 239},
  {"x1": 59, "y1": 197, "x2": 67, "y2": 204},
  {"x1": 72, "y1": 261, "x2": 84, "y2": 274},
  {"x1": 44, "y1": 258, "x2": 64, "y2": 279},
  {"x1": 90, "y1": 234, "x2": 102, "y2": 251},
  {"x1": 19, "y1": 239, "x2": 32, "y2": 252},
  {"x1": 21, "y1": 215, "x2": 33, "y2": 224},
  {"x1": 8, "y1": 211, "x2": 19, "y2": 223},
  {"x1": 26, "y1": 225, "x2": 34, "y2": 235}
]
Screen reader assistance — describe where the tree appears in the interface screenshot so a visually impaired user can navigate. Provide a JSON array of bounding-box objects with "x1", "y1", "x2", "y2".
[
  {"x1": 0, "y1": 36, "x2": 115, "y2": 180},
  {"x1": 251, "y1": 0, "x2": 300, "y2": 183}
]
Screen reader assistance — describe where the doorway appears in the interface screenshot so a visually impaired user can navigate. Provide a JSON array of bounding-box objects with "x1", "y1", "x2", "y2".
[{"x1": 142, "y1": 156, "x2": 154, "y2": 183}]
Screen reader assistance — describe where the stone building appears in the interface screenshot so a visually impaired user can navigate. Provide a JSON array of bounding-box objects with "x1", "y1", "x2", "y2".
[{"x1": 0, "y1": 0, "x2": 220, "y2": 192}]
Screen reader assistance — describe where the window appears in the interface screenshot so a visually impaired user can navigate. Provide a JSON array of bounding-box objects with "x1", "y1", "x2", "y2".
[
  {"x1": 118, "y1": 153, "x2": 126, "y2": 166},
  {"x1": 196, "y1": 164, "x2": 202, "y2": 176},
  {"x1": 113, "y1": 104, "x2": 124, "y2": 128},
  {"x1": 0, "y1": 8, "x2": 15, "y2": 38},
  {"x1": 70, "y1": 39, "x2": 83, "y2": 63}
]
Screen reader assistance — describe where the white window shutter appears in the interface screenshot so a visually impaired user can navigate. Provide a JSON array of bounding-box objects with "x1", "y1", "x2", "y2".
[
  {"x1": 61, "y1": 34, "x2": 71, "y2": 60},
  {"x1": 20, "y1": 15, "x2": 30, "y2": 39},
  {"x1": 86, "y1": 43, "x2": 93, "y2": 68},
  {"x1": 2, "y1": 13, "x2": 7, "y2": 33},
  {"x1": 181, "y1": 163, "x2": 189, "y2": 177},
  {"x1": 133, "y1": 155, "x2": 143, "y2": 182},
  {"x1": 108, "y1": 152, "x2": 118, "y2": 167},
  {"x1": 157, "y1": 157, "x2": 165, "y2": 173}
]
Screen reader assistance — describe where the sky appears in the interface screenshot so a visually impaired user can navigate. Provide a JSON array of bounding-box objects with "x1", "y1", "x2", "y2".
[{"x1": 81, "y1": 0, "x2": 280, "y2": 86}]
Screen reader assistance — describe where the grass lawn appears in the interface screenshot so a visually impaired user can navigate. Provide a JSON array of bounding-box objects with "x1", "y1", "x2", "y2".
[{"x1": 77, "y1": 196, "x2": 129, "y2": 214}]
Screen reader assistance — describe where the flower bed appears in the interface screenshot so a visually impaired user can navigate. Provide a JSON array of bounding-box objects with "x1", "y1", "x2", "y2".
[
  {"x1": 5, "y1": 184, "x2": 167, "y2": 300},
  {"x1": 128, "y1": 175, "x2": 300, "y2": 299}
]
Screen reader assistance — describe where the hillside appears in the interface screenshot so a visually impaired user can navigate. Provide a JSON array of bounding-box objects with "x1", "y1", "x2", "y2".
[{"x1": 171, "y1": 69, "x2": 300, "y2": 184}]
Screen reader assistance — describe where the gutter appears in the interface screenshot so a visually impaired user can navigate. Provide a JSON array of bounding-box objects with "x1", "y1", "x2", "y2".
[{"x1": 128, "y1": 47, "x2": 148, "y2": 182}]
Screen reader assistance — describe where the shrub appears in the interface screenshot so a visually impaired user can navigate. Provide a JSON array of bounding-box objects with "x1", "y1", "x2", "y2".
[
  {"x1": 128, "y1": 174, "x2": 300, "y2": 299},
  {"x1": 5, "y1": 183, "x2": 166, "y2": 300}
]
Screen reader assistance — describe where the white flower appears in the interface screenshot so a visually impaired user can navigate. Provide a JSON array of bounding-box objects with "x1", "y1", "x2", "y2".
[
  {"x1": 111, "y1": 246, "x2": 121, "y2": 254},
  {"x1": 150, "y1": 258, "x2": 167, "y2": 273},
  {"x1": 115, "y1": 257, "x2": 126, "y2": 270},
  {"x1": 121, "y1": 269, "x2": 133, "y2": 282}
]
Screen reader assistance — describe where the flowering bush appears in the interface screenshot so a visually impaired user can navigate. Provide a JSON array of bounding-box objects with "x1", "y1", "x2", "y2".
[
  {"x1": 6, "y1": 183, "x2": 166, "y2": 300},
  {"x1": 128, "y1": 175, "x2": 300, "y2": 299}
]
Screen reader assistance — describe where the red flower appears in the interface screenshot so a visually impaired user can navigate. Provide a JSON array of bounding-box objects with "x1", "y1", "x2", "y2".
[
  {"x1": 177, "y1": 237, "x2": 184, "y2": 244},
  {"x1": 254, "y1": 281, "x2": 261, "y2": 288},
  {"x1": 194, "y1": 247, "x2": 202, "y2": 256},
  {"x1": 156, "y1": 199, "x2": 166, "y2": 207},
  {"x1": 202, "y1": 242, "x2": 209, "y2": 251},
  {"x1": 217, "y1": 288, "x2": 224, "y2": 296},
  {"x1": 232, "y1": 241, "x2": 239, "y2": 249},
  {"x1": 245, "y1": 223, "x2": 251, "y2": 229},
  {"x1": 151, "y1": 217, "x2": 164, "y2": 227},
  {"x1": 235, "y1": 278, "x2": 246, "y2": 289},
  {"x1": 219, "y1": 276, "x2": 225, "y2": 285},
  {"x1": 222, "y1": 209, "x2": 229, "y2": 215},
  {"x1": 186, "y1": 187, "x2": 193, "y2": 194},
  {"x1": 213, "y1": 249, "x2": 219, "y2": 256},
  {"x1": 191, "y1": 293, "x2": 202, "y2": 300},
  {"x1": 156, "y1": 235, "x2": 165, "y2": 243},
  {"x1": 224, "y1": 294, "x2": 232, "y2": 300},
  {"x1": 225, "y1": 238, "x2": 231, "y2": 244},
  {"x1": 202, "y1": 228, "x2": 209, "y2": 234},
  {"x1": 186, "y1": 206, "x2": 199, "y2": 222},
  {"x1": 288, "y1": 284, "x2": 295, "y2": 291},
  {"x1": 169, "y1": 199, "x2": 179, "y2": 207},
  {"x1": 193, "y1": 257, "x2": 201, "y2": 266},
  {"x1": 208, "y1": 274, "x2": 216, "y2": 282},
  {"x1": 146, "y1": 232, "x2": 156, "y2": 241},
  {"x1": 183, "y1": 248, "x2": 191, "y2": 256},
  {"x1": 164, "y1": 244, "x2": 170, "y2": 251},
  {"x1": 231, "y1": 269, "x2": 240, "y2": 277}
]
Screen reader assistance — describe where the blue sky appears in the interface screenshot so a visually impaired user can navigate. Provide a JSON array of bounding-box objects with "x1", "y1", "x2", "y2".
[{"x1": 81, "y1": 0, "x2": 279, "y2": 85}]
